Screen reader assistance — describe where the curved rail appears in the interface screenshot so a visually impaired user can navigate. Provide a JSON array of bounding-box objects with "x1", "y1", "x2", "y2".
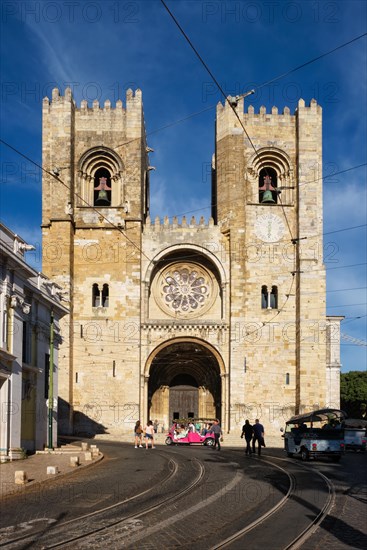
[
  {"x1": 1, "y1": 452, "x2": 179, "y2": 548},
  {"x1": 284, "y1": 465, "x2": 335, "y2": 549},
  {"x1": 45, "y1": 453, "x2": 206, "y2": 549},
  {"x1": 211, "y1": 453, "x2": 335, "y2": 550},
  {"x1": 0, "y1": 450, "x2": 336, "y2": 550}
]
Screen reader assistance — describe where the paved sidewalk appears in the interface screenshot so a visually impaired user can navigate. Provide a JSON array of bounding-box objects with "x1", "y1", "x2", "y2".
[{"x1": 0, "y1": 445, "x2": 103, "y2": 499}]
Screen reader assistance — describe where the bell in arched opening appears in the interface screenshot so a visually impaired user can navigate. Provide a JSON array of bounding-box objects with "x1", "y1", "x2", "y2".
[
  {"x1": 94, "y1": 175, "x2": 112, "y2": 206},
  {"x1": 259, "y1": 174, "x2": 276, "y2": 203}
]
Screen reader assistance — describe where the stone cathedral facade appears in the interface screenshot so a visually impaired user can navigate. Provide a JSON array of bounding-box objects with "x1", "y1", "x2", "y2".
[{"x1": 41, "y1": 87, "x2": 341, "y2": 440}]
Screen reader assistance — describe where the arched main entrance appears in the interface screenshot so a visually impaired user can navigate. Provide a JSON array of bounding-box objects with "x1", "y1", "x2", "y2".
[{"x1": 146, "y1": 339, "x2": 223, "y2": 431}]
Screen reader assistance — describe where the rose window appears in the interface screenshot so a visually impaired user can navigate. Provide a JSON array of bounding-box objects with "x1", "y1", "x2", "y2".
[{"x1": 158, "y1": 264, "x2": 214, "y2": 316}]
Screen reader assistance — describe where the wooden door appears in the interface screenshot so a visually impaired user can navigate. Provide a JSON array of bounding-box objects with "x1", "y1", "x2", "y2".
[{"x1": 169, "y1": 385, "x2": 198, "y2": 422}]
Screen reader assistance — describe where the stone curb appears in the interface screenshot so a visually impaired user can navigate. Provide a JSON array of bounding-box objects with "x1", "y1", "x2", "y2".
[{"x1": 1, "y1": 452, "x2": 104, "y2": 499}]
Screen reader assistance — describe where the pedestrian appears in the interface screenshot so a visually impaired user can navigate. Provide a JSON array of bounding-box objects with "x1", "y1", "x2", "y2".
[
  {"x1": 144, "y1": 420, "x2": 156, "y2": 449},
  {"x1": 211, "y1": 419, "x2": 223, "y2": 451},
  {"x1": 241, "y1": 419, "x2": 254, "y2": 455},
  {"x1": 252, "y1": 418, "x2": 265, "y2": 456},
  {"x1": 153, "y1": 419, "x2": 159, "y2": 434},
  {"x1": 134, "y1": 420, "x2": 143, "y2": 448}
]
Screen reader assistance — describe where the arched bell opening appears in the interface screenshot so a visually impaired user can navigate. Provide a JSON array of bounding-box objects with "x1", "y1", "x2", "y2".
[{"x1": 147, "y1": 341, "x2": 222, "y2": 431}]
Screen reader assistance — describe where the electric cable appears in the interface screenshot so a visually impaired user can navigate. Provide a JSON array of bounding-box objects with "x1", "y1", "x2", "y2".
[{"x1": 0, "y1": 138, "x2": 152, "y2": 264}]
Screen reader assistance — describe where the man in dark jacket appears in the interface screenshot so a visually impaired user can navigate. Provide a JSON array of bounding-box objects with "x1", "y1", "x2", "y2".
[
  {"x1": 211, "y1": 419, "x2": 223, "y2": 450},
  {"x1": 252, "y1": 419, "x2": 265, "y2": 456},
  {"x1": 241, "y1": 419, "x2": 254, "y2": 455}
]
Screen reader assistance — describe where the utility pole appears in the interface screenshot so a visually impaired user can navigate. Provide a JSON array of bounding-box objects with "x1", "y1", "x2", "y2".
[{"x1": 48, "y1": 310, "x2": 54, "y2": 449}]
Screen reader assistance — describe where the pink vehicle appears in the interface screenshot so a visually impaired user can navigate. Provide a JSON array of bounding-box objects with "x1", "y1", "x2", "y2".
[{"x1": 165, "y1": 423, "x2": 215, "y2": 447}]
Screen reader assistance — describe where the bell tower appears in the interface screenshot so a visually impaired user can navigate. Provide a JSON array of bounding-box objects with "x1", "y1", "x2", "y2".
[
  {"x1": 213, "y1": 97, "x2": 328, "y2": 417},
  {"x1": 41, "y1": 87, "x2": 149, "y2": 433}
]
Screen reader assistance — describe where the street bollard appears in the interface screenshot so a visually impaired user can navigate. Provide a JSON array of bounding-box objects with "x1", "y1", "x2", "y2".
[
  {"x1": 70, "y1": 456, "x2": 80, "y2": 467},
  {"x1": 15, "y1": 471, "x2": 28, "y2": 484}
]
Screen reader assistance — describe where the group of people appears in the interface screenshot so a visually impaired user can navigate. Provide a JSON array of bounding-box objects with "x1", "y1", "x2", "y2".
[
  {"x1": 134, "y1": 420, "x2": 156, "y2": 449},
  {"x1": 134, "y1": 417, "x2": 265, "y2": 454},
  {"x1": 241, "y1": 419, "x2": 265, "y2": 456}
]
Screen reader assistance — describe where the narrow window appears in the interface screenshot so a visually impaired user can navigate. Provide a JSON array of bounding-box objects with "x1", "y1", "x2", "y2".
[
  {"x1": 102, "y1": 284, "x2": 109, "y2": 307},
  {"x1": 259, "y1": 167, "x2": 278, "y2": 204},
  {"x1": 22, "y1": 321, "x2": 31, "y2": 363},
  {"x1": 261, "y1": 285, "x2": 268, "y2": 309},
  {"x1": 270, "y1": 286, "x2": 278, "y2": 309},
  {"x1": 92, "y1": 283, "x2": 100, "y2": 307},
  {"x1": 262, "y1": 285, "x2": 278, "y2": 309},
  {"x1": 286, "y1": 373, "x2": 290, "y2": 385}
]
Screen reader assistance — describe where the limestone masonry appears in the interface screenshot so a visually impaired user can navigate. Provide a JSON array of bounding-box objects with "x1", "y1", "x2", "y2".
[{"x1": 41, "y1": 88, "x2": 341, "y2": 440}]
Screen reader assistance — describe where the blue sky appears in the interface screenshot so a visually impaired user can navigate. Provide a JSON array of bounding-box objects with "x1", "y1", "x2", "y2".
[{"x1": 1, "y1": 0, "x2": 366, "y2": 373}]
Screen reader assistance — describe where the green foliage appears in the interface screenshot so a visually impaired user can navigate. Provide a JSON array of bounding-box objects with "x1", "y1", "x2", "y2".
[{"x1": 340, "y1": 371, "x2": 367, "y2": 417}]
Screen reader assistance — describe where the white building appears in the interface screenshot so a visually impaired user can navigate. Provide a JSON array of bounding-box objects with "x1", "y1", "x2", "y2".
[{"x1": 0, "y1": 223, "x2": 68, "y2": 459}]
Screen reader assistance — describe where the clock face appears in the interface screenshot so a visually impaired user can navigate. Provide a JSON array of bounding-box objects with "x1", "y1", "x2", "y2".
[{"x1": 255, "y1": 213, "x2": 285, "y2": 242}]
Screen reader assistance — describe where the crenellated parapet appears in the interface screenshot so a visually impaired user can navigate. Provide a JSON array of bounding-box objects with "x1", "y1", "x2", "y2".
[
  {"x1": 216, "y1": 96, "x2": 321, "y2": 117},
  {"x1": 43, "y1": 87, "x2": 142, "y2": 112},
  {"x1": 144, "y1": 215, "x2": 215, "y2": 232},
  {"x1": 42, "y1": 87, "x2": 145, "y2": 134},
  {"x1": 216, "y1": 97, "x2": 321, "y2": 141}
]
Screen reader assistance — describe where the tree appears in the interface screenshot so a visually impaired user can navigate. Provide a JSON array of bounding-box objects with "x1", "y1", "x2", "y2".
[{"x1": 340, "y1": 371, "x2": 367, "y2": 418}]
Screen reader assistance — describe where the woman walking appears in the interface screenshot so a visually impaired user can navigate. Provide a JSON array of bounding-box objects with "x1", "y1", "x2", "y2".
[
  {"x1": 144, "y1": 420, "x2": 156, "y2": 449},
  {"x1": 134, "y1": 420, "x2": 143, "y2": 448}
]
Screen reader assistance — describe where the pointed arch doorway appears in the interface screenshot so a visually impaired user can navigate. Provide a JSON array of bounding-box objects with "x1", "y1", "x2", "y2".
[{"x1": 145, "y1": 339, "x2": 224, "y2": 431}]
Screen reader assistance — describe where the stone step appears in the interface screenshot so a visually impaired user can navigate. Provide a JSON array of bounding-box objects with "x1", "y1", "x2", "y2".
[{"x1": 93, "y1": 432, "x2": 283, "y2": 449}]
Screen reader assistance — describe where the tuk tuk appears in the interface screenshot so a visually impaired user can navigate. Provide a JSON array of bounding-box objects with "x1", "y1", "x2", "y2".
[
  {"x1": 343, "y1": 418, "x2": 367, "y2": 451},
  {"x1": 282, "y1": 408, "x2": 346, "y2": 461},
  {"x1": 165, "y1": 418, "x2": 216, "y2": 446}
]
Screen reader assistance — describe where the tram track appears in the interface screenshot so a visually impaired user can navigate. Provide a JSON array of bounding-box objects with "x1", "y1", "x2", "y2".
[
  {"x1": 0, "y1": 451, "x2": 187, "y2": 548},
  {"x1": 0, "y1": 447, "x2": 337, "y2": 550},
  {"x1": 61, "y1": 450, "x2": 289, "y2": 549},
  {"x1": 210, "y1": 453, "x2": 335, "y2": 550}
]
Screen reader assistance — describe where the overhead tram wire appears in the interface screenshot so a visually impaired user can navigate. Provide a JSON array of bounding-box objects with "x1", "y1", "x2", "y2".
[
  {"x1": 2, "y1": 25, "x2": 365, "y2": 267},
  {"x1": 112, "y1": 32, "x2": 367, "y2": 151},
  {"x1": 109, "y1": 28, "x2": 367, "y2": 221},
  {"x1": 255, "y1": 32, "x2": 367, "y2": 92},
  {"x1": 159, "y1": 0, "x2": 300, "y2": 323},
  {"x1": 2, "y1": 137, "x2": 364, "y2": 275},
  {"x1": 160, "y1": 163, "x2": 367, "y2": 221},
  {"x1": 0, "y1": 138, "x2": 153, "y2": 264},
  {"x1": 158, "y1": 3, "x2": 366, "y2": 338},
  {"x1": 156, "y1": 4, "x2": 365, "y2": 239},
  {"x1": 342, "y1": 314, "x2": 367, "y2": 326},
  {"x1": 3, "y1": 31, "x2": 364, "y2": 226},
  {"x1": 324, "y1": 223, "x2": 367, "y2": 236},
  {"x1": 159, "y1": 0, "x2": 295, "y2": 244}
]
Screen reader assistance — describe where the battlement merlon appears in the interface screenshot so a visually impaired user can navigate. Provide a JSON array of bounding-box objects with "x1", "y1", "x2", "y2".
[
  {"x1": 42, "y1": 86, "x2": 145, "y2": 111},
  {"x1": 215, "y1": 97, "x2": 321, "y2": 141},
  {"x1": 42, "y1": 87, "x2": 145, "y2": 138},
  {"x1": 144, "y1": 215, "x2": 215, "y2": 232}
]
